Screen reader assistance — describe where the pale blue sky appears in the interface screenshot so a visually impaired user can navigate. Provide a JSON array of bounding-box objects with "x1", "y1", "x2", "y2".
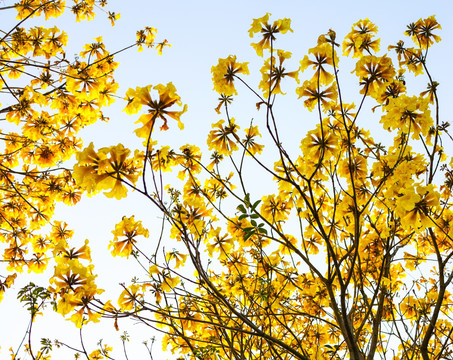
[{"x1": 2, "y1": 0, "x2": 453, "y2": 358}]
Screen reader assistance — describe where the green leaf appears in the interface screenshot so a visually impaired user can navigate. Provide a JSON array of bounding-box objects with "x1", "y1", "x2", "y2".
[
  {"x1": 244, "y1": 193, "x2": 251, "y2": 207},
  {"x1": 251, "y1": 200, "x2": 261, "y2": 212},
  {"x1": 244, "y1": 230, "x2": 255, "y2": 241}
]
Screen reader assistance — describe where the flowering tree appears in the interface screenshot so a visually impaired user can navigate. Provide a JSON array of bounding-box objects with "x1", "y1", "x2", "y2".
[
  {"x1": 4, "y1": 4, "x2": 453, "y2": 360},
  {"x1": 71, "y1": 13, "x2": 453, "y2": 360},
  {"x1": 0, "y1": 1, "x2": 167, "y2": 358}
]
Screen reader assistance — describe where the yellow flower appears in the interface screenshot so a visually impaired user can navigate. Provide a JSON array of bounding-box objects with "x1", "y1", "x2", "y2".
[
  {"x1": 31, "y1": 235, "x2": 53, "y2": 253},
  {"x1": 149, "y1": 264, "x2": 160, "y2": 275},
  {"x1": 51, "y1": 221, "x2": 74, "y2": 242},
  {"x1": 118, "y1": 284, "x2": 143, "y2": 311},
  {"x1": 68, "y1": 289, "x2": 103, "y2": 327},
  {"x1": 211, "y1": 55, "x2": 249, "y2": 96},
  {"x1": 89, "y1": 349, "x2": 104, "y2": 360},
  {"x1": 28, "y1": 253, "x2": 48, "y2": 273},
  {"x1": 380, "y1": 95, "x2": 432, "y2": 140},
  {"x1": 420, "y1": 81, "x2": 438, "y2": 104},
  {"x1": 222, "y1": 250, "x2": 249, "y2": 275},
  {"x1": 73, "y1": 142, "x2": 108, "y2": 194},
  {"x1": 161, "y1": 274, "x2": 180, "y2": 292},
  {"x1": 74, "y1": 143, "x2": 142, "y2": 199},
  {"x1": 399, "y1": 296, "x2": 419, "y2": 319},
  {"x1": 137, "y1": 83, "x2": 187, "y2": 136},
  {"x1": 54, "y1": 239, "x2": 92, "y2": 261},
  {"x1": 109, "y1": 216, "x2": 149, "y2": 258},
  {"x1": 80, "y1": 36, "x2": 106, "y2": 60},
  {"x1": 376, "y1": 78, "x2": 406, "y2": 105},
  {"x1": 353, "y1": 55, "x2": 395, "y2": 99},
  {"x1": 207, "y1": 119, "x2": 239, "y2": 155},
  {"x1": 396, "y1": 184, "x2": 439, "y2": 229},
  {"x1": 296, "y1": 80, "x2": 337, "y2": 111},
  {"x1": 206, "y1": 227, "x2": 234, "y2": 258},
  {"x1": 108, "y1": 11, "x2": 120, "y2": 26},
  {"x1": 150, "y1": 145, "x2": 178, "y2": 172},
  {"x1": 177, "y1": 144, "x2": 202, "y2": 179},
  {"x1": 66, "y1": 62, "x2": 101, "y2": 99},
  {"x1": 242, "y1": 125, "x2": 264, "y2": 156},
  {"x1": 338, "y1": 154, "x2": 368, "y2": 181},
  {"x1": 98, "y1": 80, "x2": 119, "y2": 106},
  {"x1": 172, "y1": 202, "x2": 211, "y2": 236},
  {"x1": 136, "y1": 26, "x2": 157, "y2": 51},
  {"x1": 99, "y1": 144, "x2": 141, "y2": 199},
  {"x1": 214, "y1": 94, "x2": 233, "y2": 114},
  {"x1": 300, "y1": 125, "x2": 339, "y2": 160},
  {"x1": 0, "y1": 274, "x2": 17, "y2": 302},
  {"x1": 260, "y1": 194, "x2": 292, "y2": 223},
  {"x1": 249, "y1": 13, "x2": 271, "y2": 38},
  {"x1": 203, "y1": 178, "x2": 228, "y2": 200},
  {"x1": 406, "y1": 16, "x2": 441, "y2": 49},
  {"x1": 155, "y1": 39, "x2": 171, "y2": 55},
  {"x1": 300, "y1": 43, "x2": 338, "y2": 85},
  {"x1": 249, "y1": 13, "x2": 292, "y2": 56},
  {"x1": 343, "y1": 19, "x2": 380, "y2": 58},
  {"x1": 259, "y1": 49, "x2": 299, "y2": 98},
  {"x1": 50, "y1": 259, "x2": 96, "y2": 294}
]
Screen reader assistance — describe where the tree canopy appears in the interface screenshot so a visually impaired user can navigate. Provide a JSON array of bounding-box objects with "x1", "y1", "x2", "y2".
[{"x1": 1, "y1": 2, "x2": 453, "y2": 360}]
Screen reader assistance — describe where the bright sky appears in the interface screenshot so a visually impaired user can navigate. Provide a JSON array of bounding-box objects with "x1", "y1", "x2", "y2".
[{"x1": 2, "y1": 0, "x2": 453, "y2": 358}]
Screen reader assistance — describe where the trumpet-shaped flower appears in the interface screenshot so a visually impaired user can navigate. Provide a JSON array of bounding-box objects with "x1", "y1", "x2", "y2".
[
  {"x1": 249, "y1": 13, "x2": 292, "y2": 56},
  {"x1": 207, "y1": 119, "x2": 239, "y2": 156},
  {"x1": 296, "y1": 80, "x2": 337, "y2": 111},
  {"x1": 110, "y1": 216, "x2": 149, "y2": 258},
  {"x1": 211, "y1": 55, "x2": 249, "y2": 96},
  {"x1": 124, "y1": 83, "x2": 187, "y2": 136},
  {"x1": 343, "y1": 19, "x2": 380, "y2": 58},
  {"x1": 259, "y1": 50, "x2": 299, "y2": 98},
  {"x1": 354, "y1": 55, "x2": 395, "y2": 99}
]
